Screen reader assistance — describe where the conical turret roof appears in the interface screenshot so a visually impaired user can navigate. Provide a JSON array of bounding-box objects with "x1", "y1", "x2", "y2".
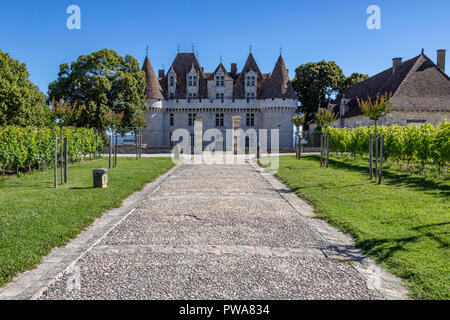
[
  {"x1": 142, "y1": 55, "x2": 164, "y2": 100},
  {"x1": 262, "y1": 55, "x2": 297, "y2": 99}
]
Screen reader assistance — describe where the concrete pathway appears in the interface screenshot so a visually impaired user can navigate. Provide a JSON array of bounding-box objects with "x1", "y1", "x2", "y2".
[{"x1": 0, "y1": 160, "x2": 407, "y2": 300}]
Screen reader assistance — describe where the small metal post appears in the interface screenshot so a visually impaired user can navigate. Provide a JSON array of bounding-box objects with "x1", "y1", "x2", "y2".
[
  {"x1": 96, "y1": 134, "x2": 99, "y2": 158},
  {"x1": 369, "y1": 135, "x2": 373, "y2": 180},
  {"x1": 64, "y1": 137, "x2": 68, "y2": 183},
  {"x1": 135, "y1": 130, "x2": 139, "y2": 160},
  {"x1": 378, "y1": 135, "x2": 384, "y2": 185},
  {"x1": 54, "y1": 137, "x2": 58, "y2": 188}
]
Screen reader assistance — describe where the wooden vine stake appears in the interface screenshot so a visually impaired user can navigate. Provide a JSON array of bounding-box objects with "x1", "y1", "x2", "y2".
[
  {"x1": 54, "y1": 137, "x2": 58, "y2": 188},
  {"x1": 369, "y1": 134, "x2": 373, "y2": 180},
  {"x1": 64, "y1": 137, "x2": 68, "y2": 183},
  {"x1": 378, "y1": 135, "x2": 384, "y2": 185}
]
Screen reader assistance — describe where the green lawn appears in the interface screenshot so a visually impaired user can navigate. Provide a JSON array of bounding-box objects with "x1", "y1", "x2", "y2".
[
  {"x1": 267, "y1": 155, "x2": 449, "y2": 300},
  {"x1": 0, "y1": 157, "x2": 174, "y2": 286}
]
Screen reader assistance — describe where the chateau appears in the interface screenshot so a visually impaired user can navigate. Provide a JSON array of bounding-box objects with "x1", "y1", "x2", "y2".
[{"x1": 140, "y1": 52, "x2": 298, "y2": 150}]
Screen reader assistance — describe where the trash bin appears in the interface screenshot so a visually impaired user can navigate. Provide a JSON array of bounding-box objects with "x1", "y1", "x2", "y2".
[{"x1": 93, "y1": 168, "x2": 109, "y2": 188}]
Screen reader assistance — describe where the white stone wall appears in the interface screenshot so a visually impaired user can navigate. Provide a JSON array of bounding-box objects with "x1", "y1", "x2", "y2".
[
  {"x1": 142, "y1": 100, "x2": 164, "y2": 146},
  {"x1": 329, "y1": 111, "x2": 450, "y2": 129},
  {"x1": 143, "y1": 98, "x2": 297, "y2": 149},
  {"x1": 262, "y1": 111, "x2": 294, "y2": 148}
]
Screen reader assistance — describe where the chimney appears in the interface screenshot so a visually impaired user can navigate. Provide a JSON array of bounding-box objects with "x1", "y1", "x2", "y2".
[
  {"x1": 392, "y1": 57, "x2": 403, "y2": 74},
  {"x1": 158, "y1": 69, "x2": 165, "y2": 78},
  {"x1": 437, "y1": 49, "x2": 446, "y2": 72},
  {"x1": 231, "y1": 63, "x2": 237, "y2": 77}
]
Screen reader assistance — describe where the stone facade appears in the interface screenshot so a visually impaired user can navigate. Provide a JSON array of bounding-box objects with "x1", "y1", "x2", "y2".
[{"x1": 142, "y1": 98, "x2": 296, "y2": 149}]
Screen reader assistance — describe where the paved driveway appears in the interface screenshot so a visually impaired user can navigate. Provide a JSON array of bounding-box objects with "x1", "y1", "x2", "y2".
[{"x1": 1, "y1": 161, "x2": 407, "y2": 300}]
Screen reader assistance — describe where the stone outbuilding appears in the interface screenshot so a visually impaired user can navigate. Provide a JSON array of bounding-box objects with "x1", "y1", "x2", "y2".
[{"x1": 310, "y1": 49, "x2": 450, "y2": 131}]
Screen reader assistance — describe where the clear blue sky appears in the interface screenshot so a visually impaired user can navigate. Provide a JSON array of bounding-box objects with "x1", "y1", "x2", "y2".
[{"x1": 1, "y1": 0, "x2": 449, "y2": 94}]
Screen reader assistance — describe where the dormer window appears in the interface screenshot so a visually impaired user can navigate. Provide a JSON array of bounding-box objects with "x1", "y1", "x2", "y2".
[
  {"x1": 216, "y1": 76, "x2": 225, "y2": 86},
  {"x1": 246, "y1": 76, "x2": 256, "y2": 86},
  {"x1": 188, "y1": 93, "x2": 197, "y2": 99},
  {"x1": 188, "y1": 76, "x2": 197, "y2": 87},
  {"x1": 216, "y1": 93, "x2": 224, "y2": 100},
  {"x1": 169, "y1": 76, "x2": 175, "y2": 87},
  {"x1": 246, "y1": 92, "x2": 256, "y2": 99}
]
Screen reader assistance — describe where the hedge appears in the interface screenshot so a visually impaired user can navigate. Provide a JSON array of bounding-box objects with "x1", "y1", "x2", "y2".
[
  {"x1": 0, "y1": 126, "x2": 103, "y2": 173},
  {"x1": 327, "y1": 120, "x2": 450, "y2": 167}
]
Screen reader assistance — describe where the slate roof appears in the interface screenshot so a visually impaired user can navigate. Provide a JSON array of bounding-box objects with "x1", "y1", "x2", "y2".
[
  {"x1": 143, "y1": 52, "x2": 298, "y2": 100},
  {"x1": 142, "y1": 55, "x2": 164, "y2": 100},
  {"x1": 163, "y1": 53, "x2": 208, "y2": 99},
  {"x1": 334, "y1": 52, "x2": 450, "y2": 118}
]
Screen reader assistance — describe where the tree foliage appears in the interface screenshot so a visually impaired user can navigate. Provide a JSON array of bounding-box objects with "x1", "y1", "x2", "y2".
[
  {"x1": 48, "y1": 49, "x2": 147, "y2": 130},
  {"x1": 291, "y1": 61, "x2": 344, "y2": 122},
  {"x1": 291, "y1": 61, "x2": 368, "y2": 126},
  {"x1": 357, "y1": 92, "x2": 393, "y2": 122},
  {"x1": 341, "y1": 73, "x2": 369, "y2": 90},
  {"x1": 0, "y1": 49, "x2": 50, "y2": 126},
  {"x1": 315, "y1": 108, "x2": 337, "y2": 129},
  {"x1": 290, "y1": 113, "x2": 305, "y2": 129}
]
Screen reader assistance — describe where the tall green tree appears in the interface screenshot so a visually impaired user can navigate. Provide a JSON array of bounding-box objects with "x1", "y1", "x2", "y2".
[
  {"x1": 48, "y1": 49, "x2": 147, "y2": 130},
  {"x1": 291, "y1": 61, "x2": 345, "y2": 124},
  {"x1": 0, "y1": 49, "x2": 50, "y2": 126}
]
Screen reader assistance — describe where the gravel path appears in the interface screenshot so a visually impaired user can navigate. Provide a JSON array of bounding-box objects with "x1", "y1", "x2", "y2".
[{"x1": 37, "y1": 162, "x2": 390, "y2": 300}]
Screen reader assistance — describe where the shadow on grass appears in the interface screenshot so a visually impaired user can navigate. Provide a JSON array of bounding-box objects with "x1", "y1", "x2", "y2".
[
  {"x1": 303, "y1": 155, "x2": 450, "y2": 198},
  {"x1": 358, "y1": 229, "x2": 450, "y2": 263},
  {"x1": 0, "y1": 184, "x2": 54, "y2": 189}
]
